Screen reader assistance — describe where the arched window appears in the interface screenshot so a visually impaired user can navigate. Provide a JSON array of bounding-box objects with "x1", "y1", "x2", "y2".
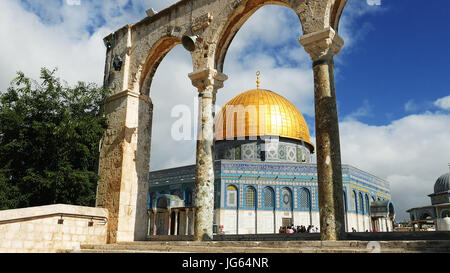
[
  {"x1": 352, "y1": 191, "x2": 357, "y2": 212},
  {"x1": 359, "y1": 193, "x2": 364, "y2": 214},
  {"x1": 226, "y1": 185, "x2": 238, "y2": 208},
  {"x1": 300, "y1": 188, "x2": 311, "y2": 210},
  {"x1": 184, "y1": 188, "x2": 193, "y2": 206},
  {"x1": 281, "y1": 188, "x2": 292, "y2": 210},
  {"x1": 149, "y1": 192, "x2": 156, "y2": 209},
  {"x1": 264, "y1": 187, "x2": 275, "y2": 209},
  {"x1": 343, "y1": 191, "x2": 347, "y2": 212},
  {"x1": 246, "y1": 186, "x2": 256, "y2": 208},
  {"x1": 365, "y1": 194, "x2": 370, "y2": 215}
]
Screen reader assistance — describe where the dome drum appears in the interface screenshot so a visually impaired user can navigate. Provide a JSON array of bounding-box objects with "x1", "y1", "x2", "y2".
[{"x1": 214, "y1": 137, "x2": 313, "y2": 163}]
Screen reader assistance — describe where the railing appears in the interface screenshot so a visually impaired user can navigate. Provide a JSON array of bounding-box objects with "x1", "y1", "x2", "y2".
[{"x1": 0, "y1": 213, "x2": 108, "y2": 226}]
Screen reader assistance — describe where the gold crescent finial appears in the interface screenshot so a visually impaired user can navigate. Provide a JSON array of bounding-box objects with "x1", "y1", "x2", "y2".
[{"x1": 256, "y1": 71, "x2": 260, "y2": 89}]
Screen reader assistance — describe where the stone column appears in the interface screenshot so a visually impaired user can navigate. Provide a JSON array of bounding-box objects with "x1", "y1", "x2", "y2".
[
  {"x1": 189, "y1": 69, "x2": 227, "y2": 241},
  {"x1": 153, "y1": 210, "x2": 157, "y2": 236},
  {"x1": 191, "y1": 208, "x2": 196, "y2": 237},
  {"x1": 167, "y1": 209, "x2": 172, "y2": 235},
  {"x1": 174, "y1": 210, "x2": 179, "y2": 236},
  {"x1": 185, "y1": 208, "x2": 190, "y2": 235},
  {"x1": 299, "y1": 27, "x2": 345, "y2": 241}
]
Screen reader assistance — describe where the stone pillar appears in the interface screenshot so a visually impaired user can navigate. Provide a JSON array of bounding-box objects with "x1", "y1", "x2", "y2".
[
  {"x1": 185, "y1": 208, "x2": 190, "y2": 235},
  {"x1": 97, "y1": 25, "x2": 152, "y2": 243},
  {"x1": 174, "y1": 210, "x2": 179, "y2": 236},
  {"x1": 191, "y1": 208, "x2": 196, "y2": 237},
  {"x1": 167, "y1": 209, "x2": 172, "y2": 236},
  {"x1": 147, "y1": 211, "x2": 151, "y2": 236},
  {"x1": 153, "y1": 210, "x2": 157, "y2": 235},
  {"x1": 189, "y1": 69, "x2": 227, "y2": 241},
  {"x1": 299, "y1": 27, "x2": 345, "y2": 241}
]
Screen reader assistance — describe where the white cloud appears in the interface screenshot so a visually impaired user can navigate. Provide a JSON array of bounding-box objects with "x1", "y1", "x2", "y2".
[
  {"x1": 339, "y1": 112, "x2": 450, "y2": 221},
  {"x1": 434, "y1": 95, "x2": 450, "y2": 110},
  {"x1": 0, "y1": 0, "x2": 179, "y2": 92},
  {"x1": 404, "y1": 99, "x2": 419, "y2": 113}
]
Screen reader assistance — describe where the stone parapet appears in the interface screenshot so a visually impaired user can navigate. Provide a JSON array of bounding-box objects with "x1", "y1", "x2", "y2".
[{"x1": 0, "y1": 204, "x2": 108, "y2": 253}]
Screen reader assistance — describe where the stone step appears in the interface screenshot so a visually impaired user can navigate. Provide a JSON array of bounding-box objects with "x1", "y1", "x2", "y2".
[
  {"x1": 74, "y1": 240, "x2": 450, "y2": 253},
  {"x1": 98, "y1": 240, "x2": 450, "y2": 250}
]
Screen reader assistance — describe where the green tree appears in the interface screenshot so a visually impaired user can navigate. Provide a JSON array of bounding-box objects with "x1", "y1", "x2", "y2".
[{"x1": 0, "y1": 68, "x2": 110, "y2": 209}]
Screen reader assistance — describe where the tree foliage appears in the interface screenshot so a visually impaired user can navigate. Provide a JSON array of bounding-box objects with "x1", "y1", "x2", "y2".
[{"x1": 0, "y1": 68, "x2": 110, "y2": 209}]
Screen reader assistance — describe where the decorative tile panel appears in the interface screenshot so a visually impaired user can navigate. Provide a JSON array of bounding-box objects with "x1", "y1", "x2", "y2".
[
  {"x1": 278, "y1": 144, "x2": 286, "y2": 160},
  {"x1": 286, "y1": 145, "x2": 296, "y2": 162},
  {"x1": 242, "y1": 143, "x2": 255, "y2": 160}
]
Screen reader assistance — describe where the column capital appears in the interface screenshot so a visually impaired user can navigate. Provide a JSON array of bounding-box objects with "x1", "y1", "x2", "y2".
[
  {"x1": 188, "y1": 68, "x2": 228, "y2": 93},
  {"x1": 299, "y1": 27, "x2": 344, "y2": 63}
]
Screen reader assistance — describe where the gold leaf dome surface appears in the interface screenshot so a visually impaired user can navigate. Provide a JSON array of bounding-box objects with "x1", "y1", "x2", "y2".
[{"x1": 214, "y1": 89, "x2": 313, "y2": 149}]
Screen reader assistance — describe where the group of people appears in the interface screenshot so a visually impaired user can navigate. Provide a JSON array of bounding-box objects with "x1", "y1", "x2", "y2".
[{"x1": 279, "y1": 224, "x2": 320, "y2": 234}]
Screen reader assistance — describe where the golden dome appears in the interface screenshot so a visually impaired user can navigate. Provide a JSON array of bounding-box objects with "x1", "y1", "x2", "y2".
[{"x1": 214, "y1": 89, "x2": 314, "y2": 150}]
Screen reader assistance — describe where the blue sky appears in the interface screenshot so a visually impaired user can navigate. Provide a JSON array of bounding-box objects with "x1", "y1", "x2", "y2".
[
  {"x1": 0, "y1": 0, "x2": 449, "y2": 221},
  {"x1": 335, "y1": 0, "x2": 450, "y2": 125}
]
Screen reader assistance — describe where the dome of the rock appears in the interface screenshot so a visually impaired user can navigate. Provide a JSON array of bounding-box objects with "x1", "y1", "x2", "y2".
[{"x1": 214, "y1": 88, "x2": 313, "y2": 150}]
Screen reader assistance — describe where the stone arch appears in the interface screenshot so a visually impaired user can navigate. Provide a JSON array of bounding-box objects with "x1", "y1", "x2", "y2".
[
  {"x1": 213, "y1": 0, "x2": 300, "y2": 72},
  {"x1": 139, "y1": 37, "x2": 181, "y2": 96},
  {"x1": 212, "y1": 0, "x2": 347, "y2": 72}
]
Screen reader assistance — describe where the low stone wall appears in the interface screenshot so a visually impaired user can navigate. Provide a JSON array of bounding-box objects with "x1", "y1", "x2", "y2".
[{"x1": 0, "y1": 204, "x2": 108, "y2": 253}]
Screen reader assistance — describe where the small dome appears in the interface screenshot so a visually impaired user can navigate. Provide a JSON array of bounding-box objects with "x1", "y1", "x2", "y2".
[{"x1": 434, "y1": 172, "x2": 450, "y2": 193}]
